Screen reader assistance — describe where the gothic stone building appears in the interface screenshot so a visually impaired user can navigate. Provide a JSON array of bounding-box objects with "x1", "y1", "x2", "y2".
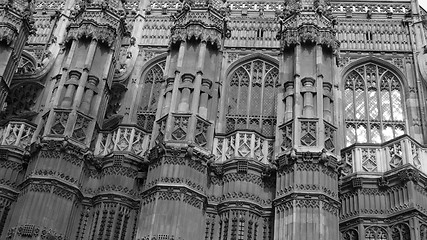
[{"x1": 0, "y1": 0, "x2": 427, "y2": 239}]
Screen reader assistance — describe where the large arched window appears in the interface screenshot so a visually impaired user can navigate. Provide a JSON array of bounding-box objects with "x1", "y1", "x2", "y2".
[
  {"x1": 344, "y1": 63, "x2": 405, "y2": 146},
  {"x1": 226, "y1": 59, "x2": 279, "y2": 137},
  {"x1": 365, "y1": 226, "x2": 388, "y2": 240},
  {"x1": 137, "y1": 60, "x2": 165, "y2": 132}
]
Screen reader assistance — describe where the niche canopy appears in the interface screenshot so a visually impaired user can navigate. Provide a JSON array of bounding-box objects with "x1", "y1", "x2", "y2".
[
  {"x1": 170, "y1": 0, "x2": 231, "y2": 48},
  {"x1": 276, "y1": 0, "x2": 340, "y2": 52}
]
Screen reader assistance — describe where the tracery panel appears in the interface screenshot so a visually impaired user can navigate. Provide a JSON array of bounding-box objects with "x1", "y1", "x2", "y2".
[
  {"x1": 226, "y1": 59, "x2": 279, "y2": 137},
  {"x1": 391, "y1": 223, "x2": 410, "y2": 240},
  {"x1": 137, "y1": 60, "x2": 165, "y2": 132},
  {"x1": 344, "y1": 63, "x2": 405, "y2": 146},
  {"x1": 365, "y1": 226, "x2": 388, "y2": 240}
]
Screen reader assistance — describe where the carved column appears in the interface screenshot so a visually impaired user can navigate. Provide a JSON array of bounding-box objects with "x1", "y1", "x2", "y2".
[{"x1": 274, "y1": 1, "x2": 340, "y2": 239}]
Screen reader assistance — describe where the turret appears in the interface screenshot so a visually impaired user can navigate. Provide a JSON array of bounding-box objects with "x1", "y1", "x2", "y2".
[{"x1": 274, "y1": 0, "x2": 340, "y2": 239}]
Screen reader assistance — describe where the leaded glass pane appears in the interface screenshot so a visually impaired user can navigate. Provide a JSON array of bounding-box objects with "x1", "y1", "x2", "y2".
[
  {"x1": 355, "y1": 89, "x2": 365, "y2": 119},
  {"x1": 357, "y1": 124, "x2": 367, "y2": 143},
  {"x1": 346, "y1": 124, "x2": 356, "y2": 146},
  {"x1": 391, "y1": 90, "x2": 403, "y2": 121},
  {"x1": 228, "y1": 85, "x2": 238, "y2": 114},
  {"x1": 250, "y1": 85, "x2": 261, "y2": 116},
  {"x1": 383, "y1": 125, "x2": 394, "y2": 141},
  {"x1": 238, "y1": 77, "x2": 249, "y2": 115},
  {"x1": 395, "y1": 125, "x2": 404, "y2": 137},
  {"x1": 345, "y1": 89, "x2": 354, "y2": 120},
  {"x1": 381, "y1": 90, "x2": 391, "y2": 121},
  {"x1": 263, "y1": 87, "x2": 275, "y2": 116},
  {"x1": 368, "y1": 90, "x2": 378, "y2": 120},
  {"x1": 371, "y1": 124, "x2": 381, "y2": 143}
]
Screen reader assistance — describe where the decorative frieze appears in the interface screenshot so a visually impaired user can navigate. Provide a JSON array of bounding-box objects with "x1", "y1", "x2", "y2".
[
  {"x1": 0, "y1": 121, "x2": 36, "y2": 150},
  {"x1": 95, "y1": 126, "x2": 151, "y2": 158},
  {"x1": 340, "y1": 135, "x2": 427, "y2": 174},
  {"x1": 213, "y1": 131, "x2": 274, "y2": 163}
]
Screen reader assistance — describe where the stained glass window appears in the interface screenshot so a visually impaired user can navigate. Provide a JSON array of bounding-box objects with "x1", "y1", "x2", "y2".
[
  {"x1": 226, "y1": 59, "x2": 279, "y2": 137},
  {"x1": 344, "y1": 63, "x2": 405, "y2": 146},
  {"x1": 137, "y1": 60, "x2": 165, "y2": 131}
]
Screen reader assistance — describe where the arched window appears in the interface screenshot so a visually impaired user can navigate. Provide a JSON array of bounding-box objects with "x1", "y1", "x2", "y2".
[
  {"x1": 392, "y1": 223, "x2": 411, "y2": 240},
  {"x1": 342, "y1": 229, "x2": 359, "y2": 240},
  {"x1": 344, "y1": 63, "x2": 405, "y2": 146},
  {"x1": 226, "y1": 59, "x2": 279, "y2": 137},
  {"x1": 365, "y1": 226, "x2": 388, "y2": 240},
  {"x1": 137, "y1": 60, "x2": 165, "y2": 132}
]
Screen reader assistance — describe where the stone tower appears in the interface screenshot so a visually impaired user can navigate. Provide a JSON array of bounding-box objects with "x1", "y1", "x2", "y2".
[
  {"x1": 273, "y1": 0, "x2": 340, "y2": 239},
  {"x1": 0, "y1": 0, "x2": 427, "y2": 239}
]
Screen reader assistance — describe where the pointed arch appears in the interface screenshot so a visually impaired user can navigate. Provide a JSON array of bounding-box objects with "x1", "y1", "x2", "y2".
[
  {"x1": 342, "y1": 61, "x2": 406, "y2": 146},
  {"x1": 136, "y1": 58, "x2": 166, "y2": 132},
  {"x1": 225, "y1": 56, "x2": 279, "y2": 137},
  {"x1": 342, "y1": 56, "x2": 409, "y2": 96}
]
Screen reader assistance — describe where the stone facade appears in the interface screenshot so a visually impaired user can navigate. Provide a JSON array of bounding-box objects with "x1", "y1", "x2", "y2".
[{"x1": 0, "y1": 0, "x2": 426, "y2": 239}]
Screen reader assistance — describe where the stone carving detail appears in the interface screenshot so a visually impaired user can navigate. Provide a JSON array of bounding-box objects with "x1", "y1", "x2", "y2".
[
  {"x1": 388, "y1": 143, "x2": 403, "y2": 169},
  {"x1": 365, "y1": 226, "x2": 388, "y2": 240},
  {"x1": 102, "y1": 166, "x2": 138, "y2": 178},
  {"x1": 214, "y1": 132, "x2": 274, "y2": 163},
  {"x1": 324, "y1": 123, "x2": 335, "y2": 152},
  {"x1": 411, "y1": 142, "x2": 421, "y2": 169},
  {"x1": 342, "y1": 229, "x2": 358, "y2": 240},
  {"x1": 170, "y1": 7, "x2": 230, "y2": 48},
  {"x1": 72, "y1": 113, "x2": 91, "y2": 142},
  {"x1": 0, "y1": 121, "x2": 36, "y2": 149},
  {"x1": 362, "y1": 149, "x2": 377, "y2": 172},
  {"x1": 171, "y1": 115, "x2": 189, "y2": 140},
  {"x1": 340, "y1": 151, "x2": 353, "y2": 177},
  {"x1": 195, "y1": 118, "x2": 210, "y2": 147},
  {"x1": 95, "y1": 126, "x2": 150, "y2": 157},
  {"x1": 50, "y1": 111, "x2": 69, "y2": 135},
  {"x1": 300, "y1": 121, "x2": 317, "y2": 146},
  {"x1": 280, "y1": 122, "x2": 293, "y2": 152}
]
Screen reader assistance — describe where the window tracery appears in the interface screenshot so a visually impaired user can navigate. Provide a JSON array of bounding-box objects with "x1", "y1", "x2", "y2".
[
  {"x1": 342, "y1": 229, "x2": 358, "y2": 240},
  {"x1": 226, "y1": 59, "x2": 279, "y2": 137},
  {"x1": 391, "y1": 223, "x2": 410, "y2": 240},
  {"x1": 365, "y1": 226, "x2": 388, "y2": 240},
  {"x1": 137, "y1": 60, "x2": 165, "y2": 132},
  {"x1": 344, "y1": 63, "x2": 405, "y2": 146}
]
